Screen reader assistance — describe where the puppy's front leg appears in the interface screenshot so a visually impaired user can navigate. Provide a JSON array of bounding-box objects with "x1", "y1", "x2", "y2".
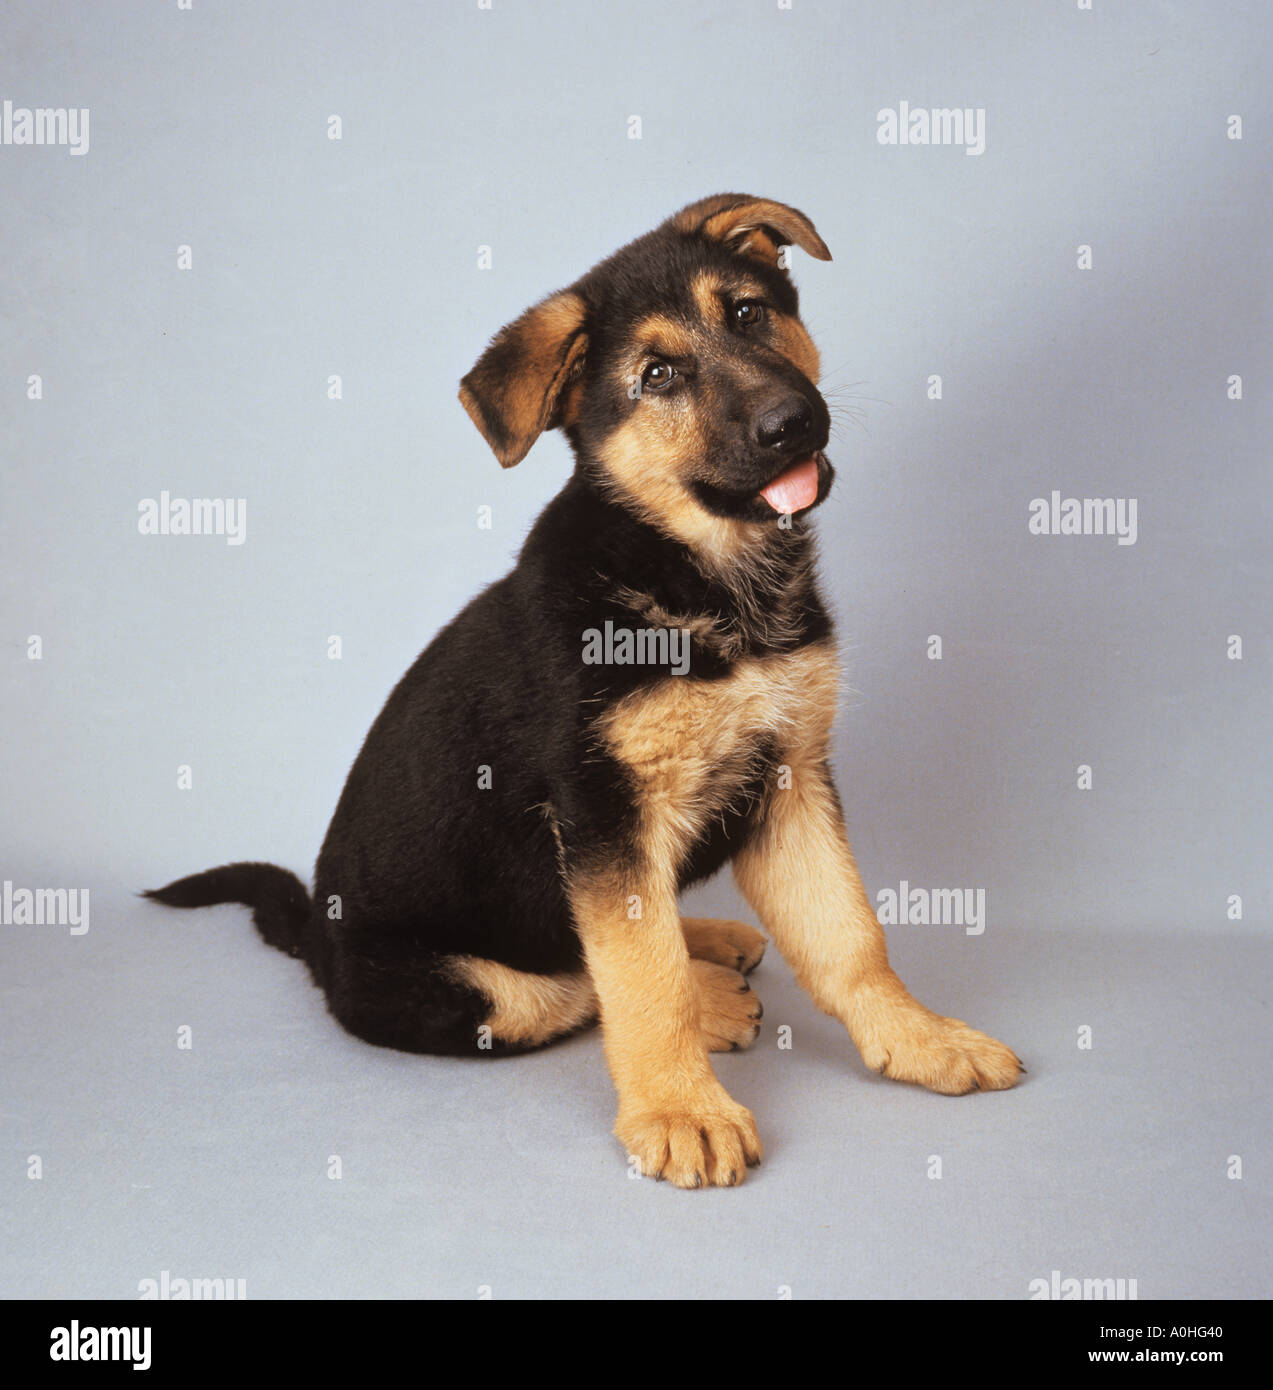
[
  {"x1": 570, "y1": 866, "x2": 762, "y2": 1187},
  {"x1": 733, "y1": 758, "x2": 1023, "y2": 1094}
]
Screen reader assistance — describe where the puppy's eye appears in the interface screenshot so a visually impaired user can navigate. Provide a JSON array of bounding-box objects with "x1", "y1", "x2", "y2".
[
  {"x1": 734, "y1": 300, "x2": 766, "y2": 327},
  {"x1": 642, "y1": 361, "x2": 676, "y2": 391}
]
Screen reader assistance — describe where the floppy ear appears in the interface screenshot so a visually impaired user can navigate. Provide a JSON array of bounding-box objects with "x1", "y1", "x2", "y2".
[
  {"x1": 459, "y1": 289, "x2": 589, "y2": 467},
  {"x1": 670, "y1": 193, "x2": 832, "y2": 269}
]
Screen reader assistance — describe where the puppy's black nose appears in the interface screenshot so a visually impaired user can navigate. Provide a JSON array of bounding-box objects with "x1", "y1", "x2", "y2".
[{"x1": 754, "y1": 396, "x2": 816, "y2": 453}]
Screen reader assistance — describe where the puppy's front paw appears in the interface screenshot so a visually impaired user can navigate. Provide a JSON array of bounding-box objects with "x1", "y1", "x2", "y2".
[
  {"x1": 856, "y1": 1002, "x2": 1024, "y2": 1095},
  {"x1": 617, "y1": 1096, "x2": 763, "y2": 1188},
  {"x1": 691, "y1": 958, "x2": 763, "y2": 1052}
]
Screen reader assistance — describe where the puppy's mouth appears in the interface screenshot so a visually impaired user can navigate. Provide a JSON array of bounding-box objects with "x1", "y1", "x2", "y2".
[
  {"x1": 688, "y1": 450, "x2": 833, "y2": 523},
  {"x1": 758, "y1": 453, "x2": 822, "y2": 514}
]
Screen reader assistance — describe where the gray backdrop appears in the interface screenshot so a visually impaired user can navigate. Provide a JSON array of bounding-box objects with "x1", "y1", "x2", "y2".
[{"x1": 2, "y1": 0, "x2": 1269, "y2": 1300}]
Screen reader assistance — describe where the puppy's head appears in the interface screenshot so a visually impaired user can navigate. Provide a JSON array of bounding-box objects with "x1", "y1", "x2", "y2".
[{"x1": 460, "y1": 194, "x2": 834, "y2": 551}]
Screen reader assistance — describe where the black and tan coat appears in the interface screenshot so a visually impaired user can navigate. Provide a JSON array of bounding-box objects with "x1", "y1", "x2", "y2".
[{"x1": 148, "y1": 195, "x2": 1022, "y2": 1189}]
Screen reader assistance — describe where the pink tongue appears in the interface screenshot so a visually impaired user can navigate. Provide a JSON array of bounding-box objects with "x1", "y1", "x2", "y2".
[{"x1": 759, "y1": 455, "x2": 820, "y2": 513}]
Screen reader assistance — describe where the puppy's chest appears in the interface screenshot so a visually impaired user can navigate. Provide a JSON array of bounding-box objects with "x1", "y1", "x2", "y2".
[{"x1": 596, "y1": 642, "x2": 837, "y2": 824}]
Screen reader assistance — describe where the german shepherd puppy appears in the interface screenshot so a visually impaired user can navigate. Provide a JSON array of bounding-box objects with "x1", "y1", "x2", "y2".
[{"x1": 147, "y1": 194, "x2": 1022, "y2": 1188}]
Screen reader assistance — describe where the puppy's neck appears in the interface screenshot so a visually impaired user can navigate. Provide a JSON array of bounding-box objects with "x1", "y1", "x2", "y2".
[{"x1": 571, "y1": 466, "x2": 826, "y2": 657}]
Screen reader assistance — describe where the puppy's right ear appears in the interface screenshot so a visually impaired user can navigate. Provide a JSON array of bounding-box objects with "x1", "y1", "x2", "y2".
[{"x1": 459, "y1": 290, "x2": 588, "y2": 468}]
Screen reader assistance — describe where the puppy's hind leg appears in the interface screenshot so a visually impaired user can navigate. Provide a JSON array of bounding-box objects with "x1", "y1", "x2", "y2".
[
  {"x1": 681, "y1": 916, "x2": 768, "y2": 974},
  {"x1": 681, "y1": 920, "x2": 767, "y2": 1051},
  {"x1": 442, "y1": 956, "x2": 599, "y2": 1052},
  {"x1": 323, "y1": 919, "x2": 595, "y2": 1057}
]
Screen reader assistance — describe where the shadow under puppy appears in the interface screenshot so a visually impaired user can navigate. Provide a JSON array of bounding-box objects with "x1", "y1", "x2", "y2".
[{"x1": 148, "y1": 193, "x2": 1022, "y2": 1188}]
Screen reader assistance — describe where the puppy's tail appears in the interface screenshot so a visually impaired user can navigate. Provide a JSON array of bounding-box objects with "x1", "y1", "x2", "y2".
[{"x1": 143, "y1": 862, "x2": 312, "y2": 959}]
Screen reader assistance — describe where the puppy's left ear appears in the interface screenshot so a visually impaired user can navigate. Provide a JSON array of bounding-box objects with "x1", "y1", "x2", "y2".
[
  {"x1": 459, "y1": 290, "x2": 588, "y2": 468},
  {"x1": 672, "y1": 193, "x2": 832, "y2": 269}
]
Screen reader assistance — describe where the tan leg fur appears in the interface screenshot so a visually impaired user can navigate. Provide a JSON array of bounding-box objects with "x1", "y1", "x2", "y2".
[{"x1": 732, "y1": 645, "x2": 1023, "y2": 1094}]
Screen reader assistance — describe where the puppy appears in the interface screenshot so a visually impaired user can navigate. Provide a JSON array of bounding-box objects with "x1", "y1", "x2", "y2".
[{"x1": 148, "y1": 194, "x2": 1022, "y2": 1188}]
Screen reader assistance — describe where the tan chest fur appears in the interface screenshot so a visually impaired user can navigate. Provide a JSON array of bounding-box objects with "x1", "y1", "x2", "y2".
[{"x1": 596, "y1": 641, "x2": 839, "y2": 869}]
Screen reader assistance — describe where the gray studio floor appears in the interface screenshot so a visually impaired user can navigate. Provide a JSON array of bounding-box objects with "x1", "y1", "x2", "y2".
[{"x1": 1, "y1": 877, "x2": 1268, "y2": 1301}]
